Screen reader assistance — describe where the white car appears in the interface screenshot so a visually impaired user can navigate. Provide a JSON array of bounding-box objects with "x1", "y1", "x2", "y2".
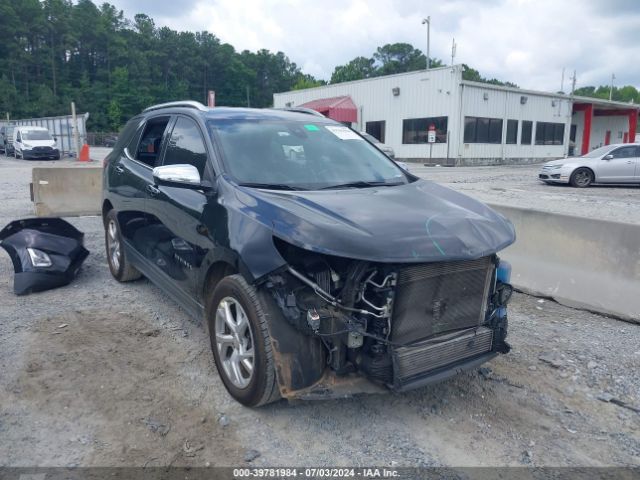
[
  {"x1": 539, "y1": 143, "x2": 640, "y2": 187},
  {"x1": 360, "y1": 132, "x2": 395, "y2": 158},
  {"x1": 13, "y1": 126, "x2": 60, "y2": 160}
]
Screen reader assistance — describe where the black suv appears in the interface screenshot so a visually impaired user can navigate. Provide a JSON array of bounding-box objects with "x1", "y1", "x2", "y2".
[{"x1": 102, "y1": 101, "x2": 515, "y2": 406}]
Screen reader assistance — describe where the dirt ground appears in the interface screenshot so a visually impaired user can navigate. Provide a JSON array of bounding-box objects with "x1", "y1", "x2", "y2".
[{"x1": 0, "y1": 153, "x2": 639, "y2": 468}]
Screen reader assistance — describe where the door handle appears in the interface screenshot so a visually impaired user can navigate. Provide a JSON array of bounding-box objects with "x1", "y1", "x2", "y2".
[
  {"x1": 114, "y1": 165, "x2": 125, "y2": 174},
  {"x1": 146, "y1": 185, "x2": 161, "y2": 196}
]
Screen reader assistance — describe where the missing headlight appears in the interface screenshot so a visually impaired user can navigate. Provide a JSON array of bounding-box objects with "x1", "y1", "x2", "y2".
[{"x1": 493, "y1": 281, "x2": 513, "y2": 306}]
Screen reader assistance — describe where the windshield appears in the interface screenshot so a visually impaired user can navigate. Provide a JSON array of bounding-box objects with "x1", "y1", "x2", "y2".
[
  {"x1": 581, "y1": 145, "x2": 615, "y2": 158},
  {"x1": 209, "y1": 120, "x2": 408, "y2": 190},
  {"x1": 22, "y1": 130, "x2": 52, "y2": 141}
]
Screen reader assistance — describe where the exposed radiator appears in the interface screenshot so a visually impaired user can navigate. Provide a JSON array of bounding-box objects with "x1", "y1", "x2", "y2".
[
  {"x1": 392, "y1": 326, "x2": 493, "y2": 385},
  {"x1": 391, "y1": 256, "x2": 494, "y2": 345}
]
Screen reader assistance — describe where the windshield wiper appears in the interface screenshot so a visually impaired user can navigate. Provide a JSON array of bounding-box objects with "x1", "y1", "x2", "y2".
[
  {"x1": 320, "y1": 180, "x2": 404, "y2": 190},
  {"x1": 238, "y1": 182, "x2": 307, "y2": 191}
]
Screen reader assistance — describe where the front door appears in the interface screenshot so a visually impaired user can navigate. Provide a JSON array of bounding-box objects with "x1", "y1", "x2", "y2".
[
  {"x1": 146, "y1": 115, "x2": 213, "y2": 302},
  {"x1": 597, "y1": 145, "x2": 638, "y2": 183},
  {"x1": 111, "y1": 115, "x2": 172, "y2": 263}
]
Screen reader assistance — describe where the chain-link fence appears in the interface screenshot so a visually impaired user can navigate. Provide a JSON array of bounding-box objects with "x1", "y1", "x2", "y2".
[{"x1": 86, "y1": 132, "x2": 119, "y2": 147}]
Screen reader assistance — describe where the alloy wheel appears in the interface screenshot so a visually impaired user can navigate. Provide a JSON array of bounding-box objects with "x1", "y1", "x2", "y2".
[
  {"x1": 107, "y1": 220, "x2": 121, "y2": 271},
  {"x1": 214, "y1": 296, "x2": 255, "y2": 389},
  {"x1": 574, "y1": 170, "x2": 592, "y2": 187}
]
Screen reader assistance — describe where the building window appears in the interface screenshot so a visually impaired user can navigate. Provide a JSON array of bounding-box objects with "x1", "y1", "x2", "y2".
[
  {"x1": 402, "y1": 116, "x2": 448, "y2": 144},
  {"x1": 535, "y1": 122, "x2": 565, "y2": 145},
  {"x1": 506, "y1": 119, "x2": 518, "y2": 144},
  {"x1": 464, "y1": 116, "x2": 503, "y2": 144},
  {"x1": 521, "y1": 121, "x2": 533, "y2": 145},
  {"x1": 366, "y1": 121, "x2": 386, "y2": 143}
]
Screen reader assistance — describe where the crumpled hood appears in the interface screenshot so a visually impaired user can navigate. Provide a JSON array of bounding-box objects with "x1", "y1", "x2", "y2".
[{"x1": 234, "y1": 179, "x2": 516, "y2": 262}]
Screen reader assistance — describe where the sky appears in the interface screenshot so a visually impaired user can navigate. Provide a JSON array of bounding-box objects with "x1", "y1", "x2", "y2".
[{"x1": 112, "y1": 0, "x2": 640, "y2": 92}]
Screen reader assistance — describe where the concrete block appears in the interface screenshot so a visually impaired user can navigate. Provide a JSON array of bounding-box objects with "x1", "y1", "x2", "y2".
[
  {"x1": 32, "y1": 166, "x2": 102, "y2": 217},
  {"x1": 490, "y1": 203, "x2": 640, "y2": 323}
]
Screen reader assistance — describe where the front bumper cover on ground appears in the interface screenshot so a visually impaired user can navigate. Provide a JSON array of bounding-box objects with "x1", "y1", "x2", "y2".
[{"x1": 0, "y1": 218, "x2": 89, "y2": 295}]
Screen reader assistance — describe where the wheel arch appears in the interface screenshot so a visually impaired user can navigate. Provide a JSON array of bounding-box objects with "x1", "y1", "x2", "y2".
[{"x1": 102, "y1": 199, "x2": 114, "y2": 225}]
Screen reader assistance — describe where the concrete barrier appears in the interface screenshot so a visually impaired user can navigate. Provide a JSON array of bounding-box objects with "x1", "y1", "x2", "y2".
[
  {"x1": 489, "y1": 204, "x2": 640, "y2": 323},
  {"x1": 31, "y1": 166, "x2": 102, "y2": 217},
  {"x1": 26, "y1": 169, "x2": 639, "y2": 322}
]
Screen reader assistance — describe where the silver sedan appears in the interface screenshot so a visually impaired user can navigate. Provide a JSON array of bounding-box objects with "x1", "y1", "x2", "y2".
[{"x1": 539, "y1": 143, "x2": 640, "y2": 187}]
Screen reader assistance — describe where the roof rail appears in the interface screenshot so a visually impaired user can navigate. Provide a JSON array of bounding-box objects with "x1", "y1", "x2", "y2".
[
  {"x1": 275, "y1": 107, "x2": 325, "y2": 118},
  {"x1": 143, "y1": 101, "x2": 208, "y2": 113}
]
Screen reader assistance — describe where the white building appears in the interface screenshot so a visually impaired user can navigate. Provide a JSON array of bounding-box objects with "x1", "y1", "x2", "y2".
[{"x1": 273, "y1": 65, "x2": 639, "y2": 166}]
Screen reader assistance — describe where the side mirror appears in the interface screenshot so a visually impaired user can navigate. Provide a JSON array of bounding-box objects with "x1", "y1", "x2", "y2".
[
  {"x1": 603, "y1": 154, "x2": 614, "y2": 160},
  {"x1": 152, "y1": 164, "x2": 211, "y2": 191}
]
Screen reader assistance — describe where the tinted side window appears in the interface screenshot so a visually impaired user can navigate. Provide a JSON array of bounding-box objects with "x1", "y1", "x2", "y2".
[
  {"x1": 135, "y1": 117, "x2": 170, "y2": 167},
  {"x1": 163, "y1": 117, "x2": 208, "y2": 178},
  {"x1": 610, "y1": 146, "x2": 637, "y2": 159}
]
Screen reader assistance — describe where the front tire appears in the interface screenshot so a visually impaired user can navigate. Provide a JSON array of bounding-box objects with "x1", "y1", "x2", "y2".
[
  {"x1": 570, "y1": 168, "x2": 593, "y2": 188},
  {"x1": 207, "y1": 275, "x2": 280, "y2": 407},
  {"x1": 104, "y1": 209, "x2": 142, "y2": 282}
]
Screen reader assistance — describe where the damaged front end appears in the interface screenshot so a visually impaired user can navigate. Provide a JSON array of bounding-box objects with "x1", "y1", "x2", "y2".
[
  {"x1": 0, "y1": 218, "x2": 89, "y2": 295},
  {"x1": 265, "y1": 237, "x2": 512, "y2": 398}
]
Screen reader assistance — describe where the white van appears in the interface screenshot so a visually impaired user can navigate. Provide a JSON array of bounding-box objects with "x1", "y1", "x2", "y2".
[{"x1": 13, "y1": 126, "x2": 60, "y2": 160}]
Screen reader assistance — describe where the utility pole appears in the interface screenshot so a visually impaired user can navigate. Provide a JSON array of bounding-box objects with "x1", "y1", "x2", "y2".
[
  {"x1": 609, "y1": 73, "x2": 616, "y2": 101},
  {"x1": 422, "y1": 17, "x2": 431, "y2": 70},
  {"x1": 560, "y1": 67, "x2": 565, "y2": 93},
  {"x1": 570, "y1": 70, "x2": 577, "y2": 96},
  {"x1": 71, "y1": 102, "x2": 81, "y2": 157},
  {"x1": 451, "y1": 38, "x2": 457, "y2": 66}
]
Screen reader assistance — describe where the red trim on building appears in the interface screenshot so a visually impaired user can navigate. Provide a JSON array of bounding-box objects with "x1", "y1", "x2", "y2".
[
  {"x1": 580, "y1": 104, "x2": 593, "y2": 155},
  {"x1": 623, "y1": 132, "x2": 629, "y2": 143},
  {"x1": 628, "y1": 111, "x2": 637, "y2": 143},
  {"x1": 604, "y1": 130, "x2": 611, "y2": 145},
  {"x1": 299, "y1": 96, "x2": 358, "y2": 123}
]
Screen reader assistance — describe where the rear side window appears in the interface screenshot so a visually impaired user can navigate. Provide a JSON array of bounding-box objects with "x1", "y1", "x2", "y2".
[
  {"x1": 134, "y1": 117, "x2": 170, "y2": 167},
  {"x1": 162, "y1": 117, "x2": 208, "y2": 178}
]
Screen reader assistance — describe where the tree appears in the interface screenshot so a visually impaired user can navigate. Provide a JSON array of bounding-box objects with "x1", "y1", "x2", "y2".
[
  {"x1": 292, "y1": 75, "x2": 326, "y2": 90},
  {"x1": 330, "y1": 57, "x2": 376, "y2": 83},
  {"x1": 461, "y1": 64, "x2": 518, "y2": 88},
  {"x1": 373, "y1": 43, "x2": 430, "y2": 75},
  {"x1": 0, "y1": 0, "x2": 321, "y2": 129},
  {"x1": 574, "y1": 85, "x2": 639, "y2": 103}
]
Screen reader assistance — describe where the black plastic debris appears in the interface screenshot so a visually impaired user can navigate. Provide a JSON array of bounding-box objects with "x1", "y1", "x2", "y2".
[{"x1": 0, "y1": 218, "x2": 89, "y2": 295}]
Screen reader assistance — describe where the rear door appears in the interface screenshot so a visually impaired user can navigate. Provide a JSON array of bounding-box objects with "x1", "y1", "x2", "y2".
[
  {"x1": 596, "y1": 145, "x2": 638, "y2": 183},
  {"x1": 146, "y1": 115, "x2": 213, "y2": 304}
]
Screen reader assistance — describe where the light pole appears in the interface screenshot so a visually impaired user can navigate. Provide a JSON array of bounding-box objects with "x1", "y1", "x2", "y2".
[
  {"x1": 609, "y1": 73, "x2": 616, "y2": 101},
  {"x1": 422, "y1": 17, "x2": 431, "y2": 70}
]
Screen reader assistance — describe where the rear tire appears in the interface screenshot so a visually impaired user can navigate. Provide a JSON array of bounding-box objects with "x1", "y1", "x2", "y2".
[
  {"x1": 570, "y1": 168, "x2": 593, "y2": 188},
  {"x1": 104, "y1": 209, "x2": 142, "y2": 282},
  {"x1": 206, "y1": 274, "x2": 280, "y2": 407}
]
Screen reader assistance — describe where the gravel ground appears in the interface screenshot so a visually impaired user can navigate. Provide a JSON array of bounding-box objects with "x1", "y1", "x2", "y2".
[{"x1": 0, "y1": 152, "x2": 639, "y2": 467}]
